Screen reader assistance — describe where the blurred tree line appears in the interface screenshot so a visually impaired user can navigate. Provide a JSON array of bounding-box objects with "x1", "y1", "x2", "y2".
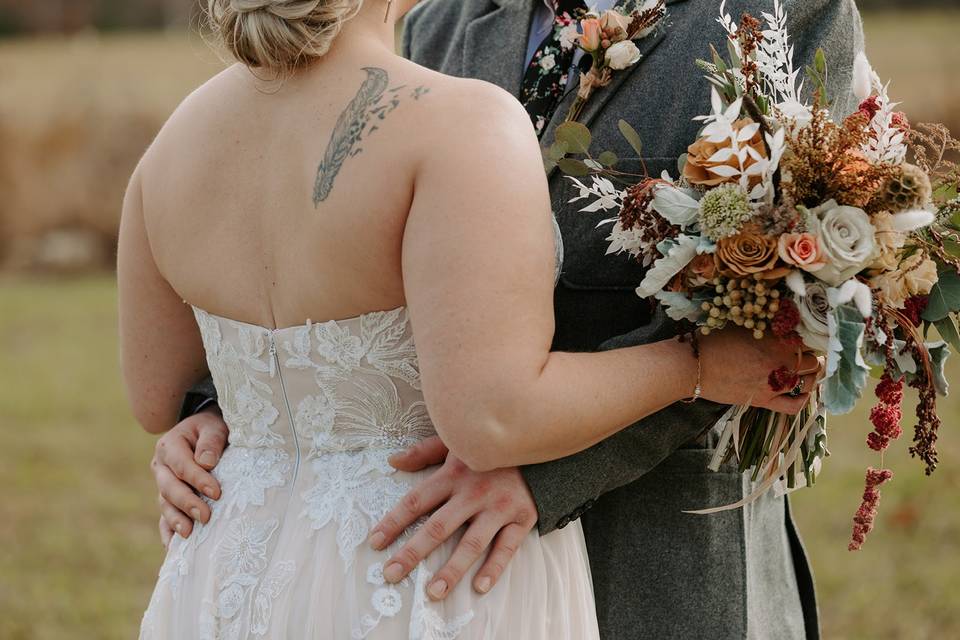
[
  {"x1": 0, "y1": 0, "x2": 197, "y2": 35},
  {"x1": 0, "y1": 0, "x2": 957, "y2": 36}
]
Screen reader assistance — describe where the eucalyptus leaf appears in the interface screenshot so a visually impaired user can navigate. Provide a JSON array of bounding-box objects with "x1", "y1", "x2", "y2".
[
  {"x1": 823, "y1": 305, "x2": 869, "y2": 415},
  {"x1": 934, "y1": 316, "x2": 960, "y2": 353},
  {"x1": 598, "y1": 150, "x2": 619, "y2": 168},
  {"x1": 547, "y1": 140, "x2": 570, "y2": 161},
  {"x1": 922, "y1": 268, "x2": 960, "y2": 322},
  {"x1": 618, "y1": 120, "x2": 644, "y2": 157},
  {"x1": 556, "y1": 157, "x2": 592, "y2": 177},
  {"x1": 555, "y1": 121, "x2": 592, "y2": 155}
]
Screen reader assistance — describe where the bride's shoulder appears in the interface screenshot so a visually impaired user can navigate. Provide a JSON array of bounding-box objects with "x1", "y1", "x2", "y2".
[
  {"x1": 402, "y1": 64, "x2": 538, "y2": 155},
  {"x1": 139, "y1": 65, "x2": 247, "y2": 164}
]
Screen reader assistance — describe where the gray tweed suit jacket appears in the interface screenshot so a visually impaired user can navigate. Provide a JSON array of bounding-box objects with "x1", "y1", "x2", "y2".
[{"x1": 401, "y1": 1, "x2": 864, "y2": 638}]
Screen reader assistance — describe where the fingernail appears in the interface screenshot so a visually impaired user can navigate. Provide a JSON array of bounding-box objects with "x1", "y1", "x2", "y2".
[
  {"x1": 383, "y1": 562, "x2": 404, "y2": 583},
  {"x1": 475, "y1": 576, "x2": 492, "y2": 594},
  {"x1": 202, "y1": 485, "x2": 217, "y2": 499},
  {"x1": 174, "y1": 522, "x2": 183, "y2": 534},
  {"x1": 369, "y1": 531, "x2": 386, "y2": 550},
  {"x1": 428, "y1": 579, "x2": 448, "y2": 600},
  {"x1": 198, "y1": 451, "x2": 217, "y2": 466},
  {"x1": 387, "y1": 454, "x2": 402, "y2": 467},
  {"x1": 190, "y1": 508, "x2": 201, "y2": 521}
]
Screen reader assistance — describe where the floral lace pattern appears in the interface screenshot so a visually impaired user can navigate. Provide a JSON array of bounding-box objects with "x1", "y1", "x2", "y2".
[{"x1": 140, "y1": 307, "x2": 475, "y2": 639}]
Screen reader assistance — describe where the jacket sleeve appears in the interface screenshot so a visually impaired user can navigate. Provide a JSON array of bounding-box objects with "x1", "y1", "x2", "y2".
[
  {"x1": 179, "y1": 376, "x2": 218, "y2": 422},
  {"x1": 521, "y1": 310, "x2": 728, "y2": 535}
]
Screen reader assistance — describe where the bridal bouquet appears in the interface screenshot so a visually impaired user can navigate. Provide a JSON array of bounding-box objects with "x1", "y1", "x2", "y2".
[{"x1": 550, "y1": 0, "x2": 960, "y2": 549}]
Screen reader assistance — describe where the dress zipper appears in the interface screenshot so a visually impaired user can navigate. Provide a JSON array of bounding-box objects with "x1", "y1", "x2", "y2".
[{"x1": 270, "y1": 333, "x2": 301, "y2": 486}]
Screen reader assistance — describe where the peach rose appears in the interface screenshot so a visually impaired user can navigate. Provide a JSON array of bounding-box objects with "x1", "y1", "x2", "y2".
[
  {"x1": 579, "y1": 18, "x2": 602, "y2": 51},
  {"x1": 599, "y1": 10, "x2": 633, "y2": 41},
  {"x1": 683, "y1": 118, "x2": 767, "y2": 188},
  {"x1": 715, "y1": 229, "x2": 780, "y2": 277},
  {"x1": 778, "y1": 233, "x2": 827, "y2": 273}
]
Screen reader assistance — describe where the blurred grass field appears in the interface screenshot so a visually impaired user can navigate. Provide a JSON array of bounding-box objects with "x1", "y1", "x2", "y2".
[{"x1": 2, "y1": 8, "x2": 960, "y2": 640}]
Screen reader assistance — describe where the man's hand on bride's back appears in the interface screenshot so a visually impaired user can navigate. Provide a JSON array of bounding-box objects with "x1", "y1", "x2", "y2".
[
  {"x1": 152, "y1": 406, "x2": 228, "y2": 546},
  {"x1": 369, "y1": 436, "x2": 538, "y2": 601}
]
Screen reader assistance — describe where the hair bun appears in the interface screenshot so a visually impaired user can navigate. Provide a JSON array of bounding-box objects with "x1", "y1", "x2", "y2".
[{"x1": 207, "y1": 0, "x2": 363, "y2": 73}]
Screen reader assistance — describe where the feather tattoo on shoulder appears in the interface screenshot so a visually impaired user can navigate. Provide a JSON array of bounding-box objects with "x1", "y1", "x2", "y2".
[{"x1": 312, "y1": 67, "x2": 431, "y2": 206}]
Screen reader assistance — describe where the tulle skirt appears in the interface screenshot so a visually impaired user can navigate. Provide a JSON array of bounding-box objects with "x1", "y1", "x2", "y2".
[{"x1": 139, "y1": 446, "x2": 600, "y2": 639}]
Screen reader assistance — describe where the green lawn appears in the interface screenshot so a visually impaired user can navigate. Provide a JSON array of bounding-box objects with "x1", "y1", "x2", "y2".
[{"x1": 1, "y1": 276, "x2": 957, "y2": 639}]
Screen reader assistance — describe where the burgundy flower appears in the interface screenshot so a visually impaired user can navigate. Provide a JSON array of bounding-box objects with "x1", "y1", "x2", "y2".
[
  {"x1": 772, "y1": 298, "x2": 801, "y2": 338},
  {"x1": 849, "y1": 467, "x2": 894, "y2": 551},
  {"x1": 866, "y1": 431, "x2": 889, "y2": 452},
  {"x1": 875, "y1": 374, "x2": 904, "y2": 406},
  {"x1": 857, "y1": 96, "x2": 881, "y2": 121},
  {"x1": 903, "y1": 295, "x2": 929, "y2": 327},
  {"x1": 891, "y1": 111, "x2": 910, "y2": 133},
  {"x1": 768, "y1": 365, "x2": 800, "y2": 392}
]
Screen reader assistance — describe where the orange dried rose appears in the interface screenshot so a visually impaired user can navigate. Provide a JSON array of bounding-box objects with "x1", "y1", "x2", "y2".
[
  {"x1": 684, "y1": 118, "x2": 767, "y2": 188},
  {"x1": 715, "y1": 228, "x2": 780, "y2": 277}
]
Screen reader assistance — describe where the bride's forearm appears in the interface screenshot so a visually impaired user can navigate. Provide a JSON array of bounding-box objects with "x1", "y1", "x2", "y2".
[{"x1": 427, "y1": 338, "x2": 698, "y2": 471}]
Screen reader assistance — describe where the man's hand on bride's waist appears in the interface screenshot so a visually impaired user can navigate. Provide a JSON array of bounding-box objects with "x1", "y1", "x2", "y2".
[
  {"x1": 153, "y1": 405, "x2": 227, "y2": 546},
  {"x1": 369, "y1": 436, "x2": 538, "y2": 601}
]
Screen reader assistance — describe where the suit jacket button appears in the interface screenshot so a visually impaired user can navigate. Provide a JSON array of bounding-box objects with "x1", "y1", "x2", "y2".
[{"x1": 557, "y1": 516, "x2": 571, "y2": 529}]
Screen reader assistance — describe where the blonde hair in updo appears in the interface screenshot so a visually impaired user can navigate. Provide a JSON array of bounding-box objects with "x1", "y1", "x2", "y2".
[{"x1": 207, "y1": 0, "x2": 364, "y2": 73}]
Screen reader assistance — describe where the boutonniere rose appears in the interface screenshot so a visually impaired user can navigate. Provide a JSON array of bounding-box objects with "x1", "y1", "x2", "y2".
[{"x1": 565, "y1": 0, "x2": 667, "y2": 123}]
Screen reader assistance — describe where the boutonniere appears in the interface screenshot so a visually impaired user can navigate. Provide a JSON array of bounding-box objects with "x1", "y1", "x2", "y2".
[{"x1": 566, "y1": 1, "x2": 668, "y2": 123}]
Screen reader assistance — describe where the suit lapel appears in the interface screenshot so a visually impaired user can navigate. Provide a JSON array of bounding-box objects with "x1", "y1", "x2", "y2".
[
  {"x1": 541, "y1": 0, "x2": 690, "y2": 155},
  {"x1": 462, "y1": 0, "x2": 537, "y2": 97}
]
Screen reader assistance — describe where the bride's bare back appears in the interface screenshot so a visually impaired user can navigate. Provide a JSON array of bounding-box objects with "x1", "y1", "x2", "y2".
[{"x1": 143, "y1": 50, "x2": 445, "y2": 328}]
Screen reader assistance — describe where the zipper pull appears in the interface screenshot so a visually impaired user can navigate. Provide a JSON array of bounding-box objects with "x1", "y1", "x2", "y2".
[{"x1": 268, "y1": 333, "x2": 278, "y2": 378}]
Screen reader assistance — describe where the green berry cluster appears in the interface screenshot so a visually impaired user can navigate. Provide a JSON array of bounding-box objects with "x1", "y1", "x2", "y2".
[{"x1": 700, "y1": 274, "x2": 782, "y2": 339}]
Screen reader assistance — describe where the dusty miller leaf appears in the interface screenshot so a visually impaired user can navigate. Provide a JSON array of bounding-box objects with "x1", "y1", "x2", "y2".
[{"x1": 823, "y1": 305, "x2": 869, "y2": 415}]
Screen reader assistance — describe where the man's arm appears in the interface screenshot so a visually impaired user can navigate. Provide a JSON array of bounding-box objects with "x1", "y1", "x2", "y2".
[
  {"x1": 180, "y1": 376, "x2": 218, "y2": 421},
  {"x1": 522, "y1": 311, "x2": 727, "y2": 533}
]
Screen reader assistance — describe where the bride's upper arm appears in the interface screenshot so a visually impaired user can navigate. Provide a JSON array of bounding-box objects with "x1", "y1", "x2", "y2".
[
  {"x1": 117, "y1": 164, "x2": 208, "y2": 434},
  {"x1": 402, "y1": 82, "x2": 557, "y2": 443}
]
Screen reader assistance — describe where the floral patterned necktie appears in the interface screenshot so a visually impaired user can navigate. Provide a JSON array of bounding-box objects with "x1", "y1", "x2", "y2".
[{"x1": 520, "y1": 0, "x2": 588, "y2": 137}]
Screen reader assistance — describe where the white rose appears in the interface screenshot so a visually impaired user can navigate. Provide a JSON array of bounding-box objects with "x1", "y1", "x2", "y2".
[
  {"x1": 902, "y1": 251, "x2": 938, "y2": 297},
  {"x1": 810, "y1": 200, "x2": 877, "y2": 287},
  {"x1": 795, "y1": 281, "x2": 831, "y2": 353},
  {"x1": 605, "y1": 40, "x2": 642, "y2": 71},
  {"x1": 539, "y1": 54, "x2": 557, "y2": 71},
  {"x1": 558, "y1": 24, "x2": 579, "y2": 51}
]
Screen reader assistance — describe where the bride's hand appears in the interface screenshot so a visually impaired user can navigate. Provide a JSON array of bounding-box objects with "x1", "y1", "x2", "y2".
[{"x1": 698, "y1": 329, "x2": 822, "y2": 415}]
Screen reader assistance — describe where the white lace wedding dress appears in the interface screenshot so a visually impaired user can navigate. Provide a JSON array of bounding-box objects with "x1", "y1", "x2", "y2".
[{"x1": 139, "y1": 304, "x2": 600, "y2": 639}]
